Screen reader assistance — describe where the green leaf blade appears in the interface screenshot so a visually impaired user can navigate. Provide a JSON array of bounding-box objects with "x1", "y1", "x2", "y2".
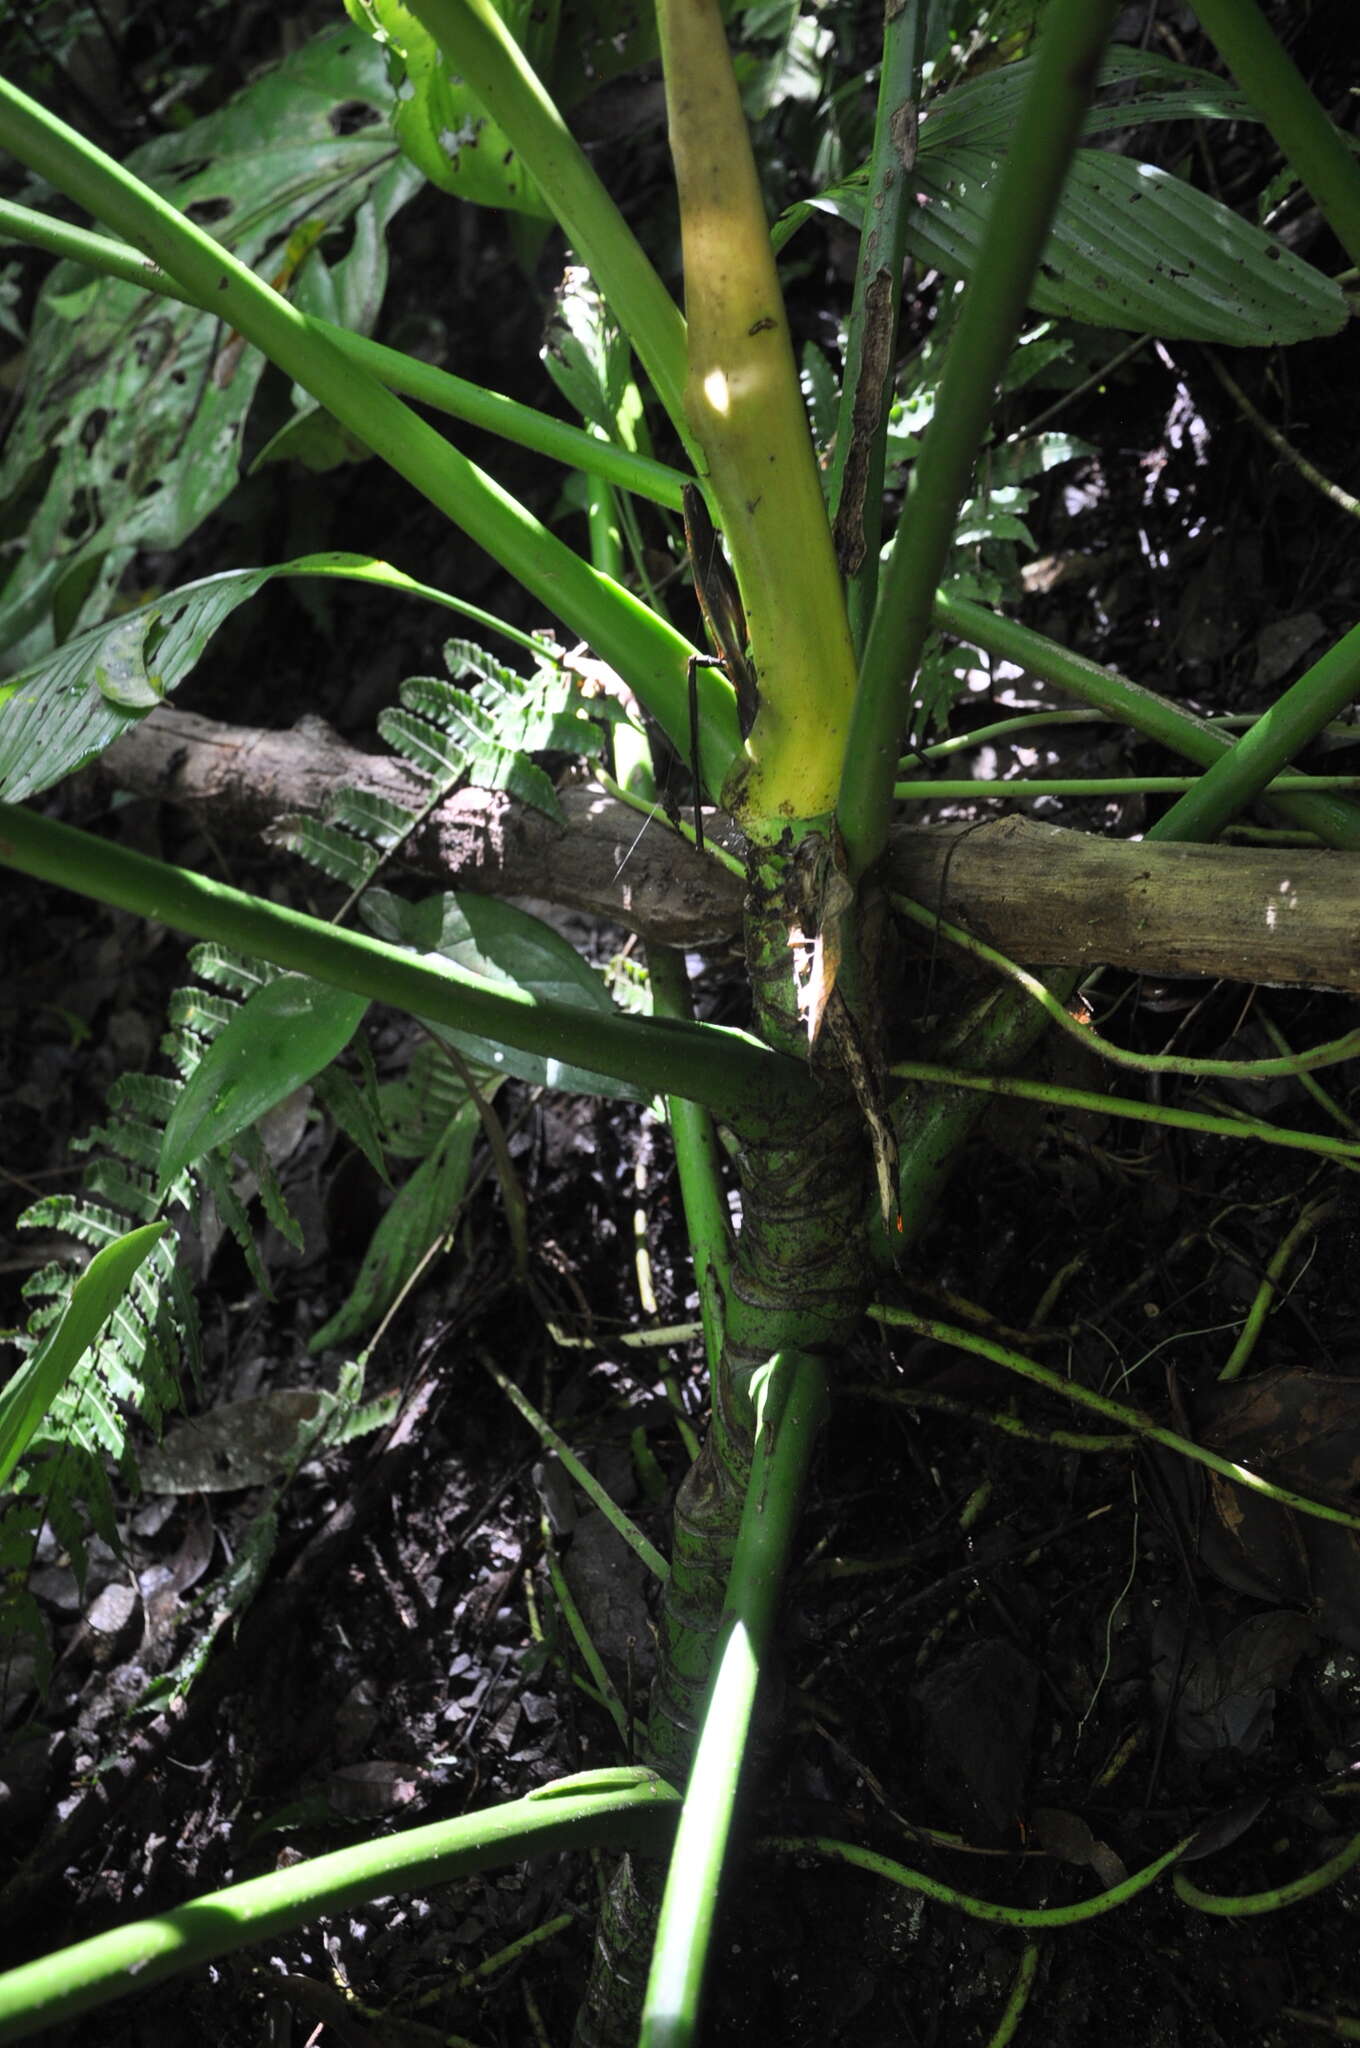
[
  {"x1": 158, "y1": 974, "x2": 370, "y2": 1189},
  {"x1": 0, "y1": 1221, "x2": 168, "y2": 1492},
  {"x1": 905, "y1": 146, "x2": 1345, "y2": 345},
  {"x1": 361, "y1": 888, "x2": 646, "y2": 1099}
]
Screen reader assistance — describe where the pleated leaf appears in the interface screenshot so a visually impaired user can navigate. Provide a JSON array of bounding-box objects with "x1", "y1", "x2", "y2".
[
  {"x1": 782, "y1": 42, "x2": 1345, "y2": 346},
  {"x1": 909, "y1": 147, "x2": 1345, "y2": 345}
]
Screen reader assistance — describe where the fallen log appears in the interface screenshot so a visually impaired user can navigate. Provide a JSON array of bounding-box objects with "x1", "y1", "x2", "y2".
[{"x1": 101, "y1": 707, "x2": 1360, "y2": 992}]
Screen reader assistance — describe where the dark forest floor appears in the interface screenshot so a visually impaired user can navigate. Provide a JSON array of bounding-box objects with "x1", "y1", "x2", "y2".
[{"x1": 4, "y1": 5, "x2": 1360, "y2": 2040}]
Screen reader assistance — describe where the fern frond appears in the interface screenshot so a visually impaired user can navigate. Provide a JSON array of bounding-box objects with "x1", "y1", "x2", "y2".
[
  {"x1": 312, "y1": 1061, "x2": 391, "y2": 1184},
  {"x1": 1, "y1": 950, "x2": 297, "y2": 1672},
  {"x1": 383, "y1": 696, "x2": 563, "y2": 817},
  {"x1": 2, "y1": 633, "x2": 617, "y2": 1696},
  {"x1": 328, "y1": 787, "x2": 415, "y2": 850},
  {"x1": 272, "y1": 635, "x2": 619, "y2": 915},
  {"x1": 166, "y1": 986, "x2": 240, "y2": 1037},
  {"x1": 80, "y1": 1159, "x2": 160, "y2": 1222},
  {"x1": 194, "y1": 1152, "x2": 276, "y2": 1300},
  {"x1": 378, "y1": 1037, "x2": 479, "y2": 1160},
  {"x1": 270, "y1": 815, "x2": 382, "y2": 893},
  {"x1": 19, "y1": 1193, "x2": 143, "y2": 1256},
  {"x1": 233, "y1": 1124, "x2": 305, "y2": 1252},
  {"x1": 188, "y1": 943, "x2": 269, "y2": 996}
]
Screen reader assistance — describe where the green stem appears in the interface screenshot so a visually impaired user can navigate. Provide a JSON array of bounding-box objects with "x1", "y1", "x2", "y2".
[
  {"x1": 913, "y1": 708, "x2": 1355, "y2": 760},
  {"x1": 542, "y1": 1526, "x2": 635, "y2": 1748},
  {"x1": 838, "y1": 0, "x2": 1121, "y2": 881},
  {"x1": 640, "y1": 1354, "x2": 827, "y2": 2048},
  {"x1": 885, "y1": 969, "x2": 1081, "y2": 1259},
  {"x1": 1261, "y1": 1012, "x2": 1360, "y2": 1139},
  {"x1": 859, "y1": 1384, "x2": 1135, "y2": 1455},
  {"x1": 648, "y1": 946, "x2": 734, "y2": 1379},
  {"x1": 659, "y1": 0, "x2": 858, "y2": 830},
  {"x1": 757, "y1": 1833, "x2": 1188, "y2": 1927},
  {"x1": 894, "y1": 774, "x2": 1360, "y2": 800},
  {"x1": 1190, "y1": 0, "x2": 1360, "y2": 267},
  {"x1": 0, "y1": 803, "x2": 807, "y2": 1130},
  {"x1": 0, "y1": 199, "x2": 686, "y2": 511},
  {"x1": 1145, "y1": 622, "x2": 1360, "y2": 845},
  {"x1": 888, "y1": 894, "x2": 1360, "y2": 1081},
  {"x1": 932, "y1": 592, "x2": 1360, "y2": 849},
  {"x1": 484, "y1": 1355, "x2": 669, "y2": 1580},
  {"x1": 0, "y1": 1771, "x2": 679, "y2": 2044},
  {"x1": 828, "y1": 0, "x2": 926, "y2": 651},
  {"x1": 1206, "y1": 348, "x2": 1360, "y2": 522},
  {"x1": 404, "y1": 0, "x2": 690, "y2": 440},
  {"x1": 888, "y1": 1058, "x2": 1360, "y2": 1165},
  {"x1": 1218, "y1": 1197, "x2": 1334, "y2": 1383},
  {"x1": 1173, "y1": 1827, "x2": 1360, "y2": 1916},
  {"x1": 868, "y1": 1306, "x2": 1360, "y2": 1531},
  {"x1": 987, "y1": 1942, "x2": 1042, "y2": 2048},
  {"x1": 0, "y1": 77, "x2": 738, "y2": 793}
]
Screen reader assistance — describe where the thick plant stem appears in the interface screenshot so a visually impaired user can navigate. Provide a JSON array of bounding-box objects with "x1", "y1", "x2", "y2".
[
  {"x1": 640, "y1": 1352, "x2": 828, "y2": 2047},
  {"x1": 647, "y1": 851, "x2": 870, "y2": 1769},
  {"x1": 889, "y1": 972, "x2": 1080, "y2": 1257},
  {"x1": 657, "y1": 0, "x2": 857, "y2": 824},
  {"x1": 0, "y1": 1771, "x2": 679, "y2": 2043},
  {"x1": 1139, "y1": 620, "x2": 1360, "y2": 845},
  {"x1": 578, "y1": 866, "x2": 871, "y2": 2043},
  {"x1": 648, "y1": 947, "x2": 733, "y2": 1378}
]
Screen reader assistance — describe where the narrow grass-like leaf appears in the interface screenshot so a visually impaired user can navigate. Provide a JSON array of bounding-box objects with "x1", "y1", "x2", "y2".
[
  {"x1": 0, "y1": 1223, "x2": 167, "y2": 1491},
  {"x1": 309, "y1": 1101, "x2": 480, "y2": 1351}
]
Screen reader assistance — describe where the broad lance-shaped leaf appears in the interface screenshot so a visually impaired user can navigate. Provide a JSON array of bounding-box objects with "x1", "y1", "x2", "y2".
[
  {"x1": 361, "y1": 888, "x2": 647, "y2": 1100},
  {"x1": 0, "y1": 1222, "x2": 168, "y2": 1492},
  {"x1": 795, "y1": 145, "x2": 1343, "y2": 345},
  {"x1": 925, "y1": 43, "x2": 1257, "y2": 151},
  {"x1": 158, "y1": 976, "x2": 370, "y2": 1190}
]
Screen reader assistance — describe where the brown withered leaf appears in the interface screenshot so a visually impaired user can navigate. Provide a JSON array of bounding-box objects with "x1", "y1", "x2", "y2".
[
  {"x1": 1151, "y1": 1607, "x2": 1316, "y2": 1757},
  {"x1": 1181, "y1": 1790, "x2": 1272, "y2": 1865},
  {"x1": 911, "y1": 1638, "x2": 1038, "y2": 1845},
  {"x1": 1188, "y1": 1370, "x2": 1360, "y2": 1650},
  {"x1": 1032, "y1": 1808, "x2": 1127, "y2": 1888},
  {"x1": 327, "y1": 1760, "x2": 423, "y2": 1818}
]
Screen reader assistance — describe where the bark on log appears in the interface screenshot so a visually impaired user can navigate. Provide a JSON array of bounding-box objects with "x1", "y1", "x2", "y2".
[{"x1": 101, "y1": 707, "x2": 1360, "y2": 992}]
